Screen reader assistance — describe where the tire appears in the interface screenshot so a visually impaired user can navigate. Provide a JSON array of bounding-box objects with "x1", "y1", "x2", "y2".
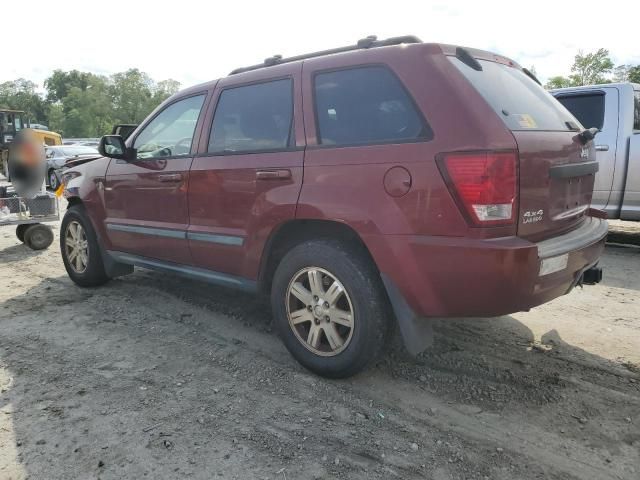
[
  {"x1": 24, "y1": 224, "x2": 54, "y2": 250},
  {"x1": 271, "y1": 239, "x2": 391, "y2": 378},
  {"x1": 48, "y1": 169, "x2": 59, "y2": 190},
  {"x1": 16, "y1": 224, "x2": 29, "y2": 243},
  {"x1": 60, "y1": 204, "x2": 110, "y2": 287}
]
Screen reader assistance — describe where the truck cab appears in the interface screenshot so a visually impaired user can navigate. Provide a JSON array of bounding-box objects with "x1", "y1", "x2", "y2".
[{"x1": 552, "y1": 83, "x2": 640, "y2": 220}]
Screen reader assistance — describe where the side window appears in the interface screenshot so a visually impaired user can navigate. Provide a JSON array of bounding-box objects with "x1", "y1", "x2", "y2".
[
  {"x1": 313, "y1": 66, "x2": 430, "y2": 146},
  {"x1": 134, "y1": 94, "x2": 205, "y2": 159},
  {"x1": 555, "y1": 93, "x2": 605, "y2": 130},
  {"x1": 634, "y1": 91, "x2": 640, "y2": 131},
  {"x1": 208, "y1": 79, "x2": 293, "y2": 153}
]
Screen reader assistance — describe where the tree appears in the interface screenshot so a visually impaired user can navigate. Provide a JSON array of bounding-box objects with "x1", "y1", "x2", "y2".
[
  {"x1": 613, "y1": 65, "x2": 630, "y2": 83},
  {"x1": 0, "y1": 79, "x2": 47, "y2": 122},
  {"x1": 44, "y1": 70, "x2": 93, "y2": 103},
  {"x1": 628, "y1": 66, "x2": 640, "y2": 84},
  {"x1": 569, "y1": 49, "x2": 614, "y2": 86},
  {"x1": 545, "y1": 76, "x2": 573, "y2": 89}
]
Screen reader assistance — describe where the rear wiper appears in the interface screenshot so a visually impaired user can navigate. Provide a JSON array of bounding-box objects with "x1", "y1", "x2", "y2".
[{"x1": 575, "y1": 127, "x2": 599, "y2": 145}]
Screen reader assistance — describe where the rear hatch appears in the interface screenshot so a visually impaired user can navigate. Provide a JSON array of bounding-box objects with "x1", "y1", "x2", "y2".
[{"x1": 449, "y1": 53, "x2": 596, "y2": 241}]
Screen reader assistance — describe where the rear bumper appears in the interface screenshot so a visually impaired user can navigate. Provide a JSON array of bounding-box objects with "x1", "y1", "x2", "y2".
[{"x1": 366, "y1": 216, "x2": 608, "y2": 319}]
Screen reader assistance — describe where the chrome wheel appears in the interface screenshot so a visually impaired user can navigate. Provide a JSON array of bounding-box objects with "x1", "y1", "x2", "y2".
[
  {"x1": 64, "y1": 220, "x2": 89, "y2": 273},
  {"x1": 286, "y1": 267, "x2": 354, "y2": 356},
  {"x1": 49, "y1": 171, "x2": 58, "y2": 190}
]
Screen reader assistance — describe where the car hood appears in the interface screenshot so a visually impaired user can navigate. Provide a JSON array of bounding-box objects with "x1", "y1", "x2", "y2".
[{"x1": 62, "y1": 154, "x2": 103, "y2": 169}]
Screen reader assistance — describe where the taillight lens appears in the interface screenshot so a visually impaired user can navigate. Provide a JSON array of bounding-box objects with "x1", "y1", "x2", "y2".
[{"x1": 439, "y1": 151, "x2": 517, "y2": 226}]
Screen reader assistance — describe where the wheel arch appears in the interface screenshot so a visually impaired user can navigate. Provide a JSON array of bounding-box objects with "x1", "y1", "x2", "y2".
[{"x1": 257, "y1": 219, "x2": 379, "y2": 295}]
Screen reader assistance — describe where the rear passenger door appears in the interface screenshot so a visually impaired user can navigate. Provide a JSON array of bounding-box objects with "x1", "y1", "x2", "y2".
[
  {"x1": 555, "y1": 89, "x2": 619, "y2": 212},
  {"x1": 188, "y1": 64, "x2": 305, "y2": 280}
]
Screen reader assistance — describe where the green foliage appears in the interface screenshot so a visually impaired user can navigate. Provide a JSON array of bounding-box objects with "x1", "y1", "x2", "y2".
[
  {"x1": 545, "y1": 49, "x2": 616, "y2": 89},
  {"x1": 0, "y1": 69, "x2": 180, "y2": 137},
  {"x1": 545, "y1": 76, "x2": 573, "y2": 89},
  {"x1": 628, "y1": 66, "x2": 640, "y2": 84},
  {"x1": 0, "y1": 78, "x2": 47, "y2": 121},
  {"x1": 569, "y1": 49, "x2": 613, "y2": 85}
]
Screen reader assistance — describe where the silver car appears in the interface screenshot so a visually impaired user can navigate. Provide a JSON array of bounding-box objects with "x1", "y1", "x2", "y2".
[{"x1": 45, "y1": 145, "x2": 100, "y2": 190}]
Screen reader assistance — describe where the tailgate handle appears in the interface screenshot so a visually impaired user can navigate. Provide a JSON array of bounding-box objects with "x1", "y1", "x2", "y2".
[
  {"x1": 595, "y1": 144, "x2": 609, "y2": 152},
  {"x1": 549, "y1": 161, "x2": 599, "y2": 179},
  {"x1": 256, "y1": 169, "x2": 291, "y2": 180}
]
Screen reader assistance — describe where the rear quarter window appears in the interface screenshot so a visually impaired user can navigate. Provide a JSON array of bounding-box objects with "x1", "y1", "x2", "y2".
[
  {"x1": 313, "y1": 66, "x2": 432, "y2": 146},
  {"x1": 450, "y1": 57, "x2": 578, "y2": 131},
  {"x1": 555, "y1": 93, "x2": 605, "y2": 130}
]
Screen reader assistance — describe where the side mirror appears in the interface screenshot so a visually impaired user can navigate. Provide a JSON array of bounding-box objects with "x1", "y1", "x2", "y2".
[{"x1": 99, "y1": 135, "x2": 135, "y2": 160}]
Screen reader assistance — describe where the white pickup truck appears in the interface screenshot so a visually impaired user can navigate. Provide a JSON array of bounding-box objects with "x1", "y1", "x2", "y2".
[{"x1": 552, "y1": 83, "x2": 640, "y2": 220}]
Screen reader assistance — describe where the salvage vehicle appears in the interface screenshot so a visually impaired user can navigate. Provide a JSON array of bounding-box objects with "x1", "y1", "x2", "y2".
[
  {"x1": 45, "y1": 145, "x2": 100, "y2": 190},
  {"x1": 552, "y1": 83, "x2": 640, "y2": 220},
  {"x1": 59, "y1": 36, "x2": 607, "y2": 378}
]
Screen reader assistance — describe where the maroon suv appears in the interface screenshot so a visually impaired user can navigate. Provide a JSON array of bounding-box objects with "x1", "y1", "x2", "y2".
[{"x1": 60, "y1": 36, "x2": 607, "y2": 378}]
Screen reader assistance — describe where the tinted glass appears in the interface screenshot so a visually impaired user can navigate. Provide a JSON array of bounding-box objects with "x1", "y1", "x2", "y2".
[
  {"x1": 208, "y1": 79, "x2": 293, "y2": 153},
  {"x1": 634, "y1": 91, "x2": 640, "y2": 131},
  {"x1": 314, "y1": 67, "x2": 428, "y2": 146},
  {"x1": 450, "y1": 57, "x2": 578, "y2": 131},
  {"x1": 555, "y1": 94, "x2": 605, "y2": 130},
  {"x1": 134, "y1": 94, "x2": 205, "y2": 159}
]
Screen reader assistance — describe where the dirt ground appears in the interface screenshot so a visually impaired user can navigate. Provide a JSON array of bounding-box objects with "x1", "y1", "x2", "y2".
[{"x1": 0, "y1": 216, "x2": 638, "y2": 480}]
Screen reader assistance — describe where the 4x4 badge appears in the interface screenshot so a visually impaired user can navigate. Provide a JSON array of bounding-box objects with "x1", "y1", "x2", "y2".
[{"x1": 523, "y1": 209, "x2": 544, "y2": 224}]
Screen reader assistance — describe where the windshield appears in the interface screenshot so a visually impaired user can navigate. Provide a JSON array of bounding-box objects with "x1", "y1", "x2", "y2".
[{"x1": 450, "y1": 57, "x2": 580, "y2": 131}]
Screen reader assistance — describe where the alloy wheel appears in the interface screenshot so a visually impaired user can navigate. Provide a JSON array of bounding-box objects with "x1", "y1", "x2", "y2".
[
  {"x1": 286, "y1": 267, "x2": 354, "y2": 356},
  {"x1": 65, "y1": 220, "x2": 89, "y2": 273}
]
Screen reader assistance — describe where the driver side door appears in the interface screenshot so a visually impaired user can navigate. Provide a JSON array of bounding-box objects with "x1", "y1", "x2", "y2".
[{"x1": 104, "y1": 93, "x2": 208, "y2": 264}]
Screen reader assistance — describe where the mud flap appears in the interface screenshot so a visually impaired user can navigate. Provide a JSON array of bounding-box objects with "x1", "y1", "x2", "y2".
[{"x1": 381, "y1": 273, "x2": 434, "y2": 355}]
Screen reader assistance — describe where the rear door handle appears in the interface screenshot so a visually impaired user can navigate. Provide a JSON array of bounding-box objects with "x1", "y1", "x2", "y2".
[
  {"x1": 595, "y1": 144, "x2": 609, "y2": 152},
  {"x1": 156, "y1": 173, "x2": 183, "y2": 182},
  {"x1": 256, "y1": 169, "x2": 291, "y2": 180}
]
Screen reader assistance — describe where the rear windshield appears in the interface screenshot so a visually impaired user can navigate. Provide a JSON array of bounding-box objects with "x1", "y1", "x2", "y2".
[{"x1": 449, "y1": 57, "x2": 578, "y2": 131}]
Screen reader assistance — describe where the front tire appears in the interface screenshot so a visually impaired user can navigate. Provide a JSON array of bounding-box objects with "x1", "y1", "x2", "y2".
[
  {"x1": 271, "y1": 239, "x2": 391, "y2": 378},
  {"x1": 48, "y1": 169, "x2": 59, "y2": 190},
  {"x1": 60, "y1": 205, "x2": 110, "y2": 287}
]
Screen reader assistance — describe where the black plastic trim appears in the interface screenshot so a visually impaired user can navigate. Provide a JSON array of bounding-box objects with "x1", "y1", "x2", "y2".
[{"x1": 549, "y1": 160, "x2": 599, "y2": 179}]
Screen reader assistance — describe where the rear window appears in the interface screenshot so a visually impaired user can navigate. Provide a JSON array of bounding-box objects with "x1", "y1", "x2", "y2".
[
  {"x1": 555, "y1": 93, "x2": 605, "y2": 130},
  {"x1": 449, "y1": 57, "x2": 578, "y2": 131}
]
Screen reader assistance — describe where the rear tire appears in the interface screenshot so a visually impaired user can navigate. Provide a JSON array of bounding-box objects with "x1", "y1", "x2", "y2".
[
  {"x1": 24, "y1": 224, "x2": 54, "y2": 250},
  {"x1": 60, "y1": 205, "x2": 110, "y2": 287},
  {"x1": 271, "y1": 239, "x2": 391, "y2": 378}
]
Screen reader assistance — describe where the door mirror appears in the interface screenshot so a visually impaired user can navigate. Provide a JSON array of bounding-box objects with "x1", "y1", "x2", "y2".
[{"x1": 99, "y1": 135, "x2": 134, "y2": 160}]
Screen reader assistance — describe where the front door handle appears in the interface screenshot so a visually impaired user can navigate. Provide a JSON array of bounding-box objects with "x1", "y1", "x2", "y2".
[
  {"x1": 156, "y1": 173, "x2": 183, "y2": 182},
  {"x1": 256, "y1": 169, "x2": 292, "y2": 180},
  {"x1": 595, "y1": 144, "x2": 609, "y2": 152}
]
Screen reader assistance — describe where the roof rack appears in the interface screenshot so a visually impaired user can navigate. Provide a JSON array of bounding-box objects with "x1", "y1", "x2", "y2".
[{"x1": 229, "y1": 35, "x2": 422, "y2": 75}]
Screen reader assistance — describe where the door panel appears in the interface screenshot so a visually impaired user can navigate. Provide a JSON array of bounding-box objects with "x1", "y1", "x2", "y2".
[
  {"x1": 104, "y1": 157, "x2": 193, "y2": 264},
  {"x1": 189, "y1": 63, "x2": 305, "y2": 279},
  {"x1": 104, "y1": 92, "x2": 209, "y2": 264}
]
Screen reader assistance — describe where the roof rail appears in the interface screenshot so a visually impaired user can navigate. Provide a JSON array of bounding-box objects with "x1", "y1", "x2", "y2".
[{"x1": 229, "y1": 35, "x2": 422, "y2": 75}]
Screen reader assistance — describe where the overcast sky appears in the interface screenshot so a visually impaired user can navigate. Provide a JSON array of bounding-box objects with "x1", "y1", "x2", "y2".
[{"x1": 3, "y1": 0, "x2": 639, "y2": 89}]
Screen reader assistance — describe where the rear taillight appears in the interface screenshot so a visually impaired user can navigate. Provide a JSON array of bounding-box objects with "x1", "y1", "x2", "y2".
[{"x1": 438, "y1": 151, "x2": 517, "y2": 226}]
